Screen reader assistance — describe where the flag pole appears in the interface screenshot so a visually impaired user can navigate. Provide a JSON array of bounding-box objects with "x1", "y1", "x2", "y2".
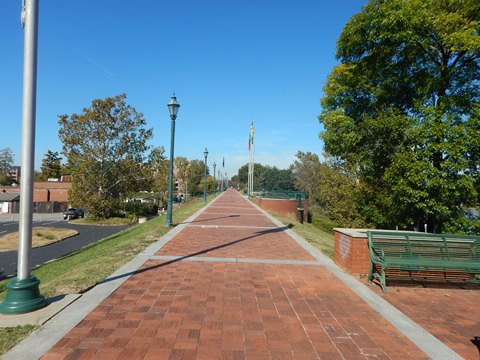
[{"x1": 0, "y1": 0, "x2": 46, "y2": 314}]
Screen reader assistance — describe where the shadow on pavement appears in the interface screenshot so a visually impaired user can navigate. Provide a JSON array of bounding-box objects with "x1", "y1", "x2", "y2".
[{"x1": 100, "y1": 226, "x2": 289, "y2": 285}]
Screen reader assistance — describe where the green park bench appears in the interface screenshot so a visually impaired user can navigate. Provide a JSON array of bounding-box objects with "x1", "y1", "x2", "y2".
[{"x1": 367, "y1": 230, "x2": 480, "y2": 293}]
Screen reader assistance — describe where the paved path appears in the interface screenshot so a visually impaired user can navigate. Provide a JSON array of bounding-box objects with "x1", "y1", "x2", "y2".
[{"x1": 5, "y1": 189, "x2": 464, "y2": 359}]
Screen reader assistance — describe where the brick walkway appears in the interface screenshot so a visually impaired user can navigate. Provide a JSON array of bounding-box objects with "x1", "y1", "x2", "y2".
[
  {"x1": 18, "y1": 189, "x2": 464, "y2": 359},
  {"x1": 362, "y1": 277, "x2": 480, "y2": 360}
]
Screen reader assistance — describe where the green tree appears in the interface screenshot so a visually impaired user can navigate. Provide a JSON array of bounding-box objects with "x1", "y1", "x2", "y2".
[
  {"x1": 39, "y1": 150, "x2": 63, "y2": 180},
  {"x1": 291, "y1": 152, "x2": 322, "y2": 204},
  {"x1": 0, "y1": 148, "x2": 14, "y2": 185},
  {"x1": 236, "y1": 163, "x2": 294, "y2": 191},
  {"x1": 174, "y1": 156, "x2": 189, "y2": 195},
  {"x1": 292, "y1": 152, "x2": 367, "y2": 227},
  {"x1": 58, "y1": 94, "x2": 152, "y2": 218},
  {"x1": 146, "y1": 146, "x2": 169, "y2": 205},
  {"x1": 186, "y1": 160, "x2": 206, "y2": 197},
  {"x1": 198, "y1": 175, "x2": 216, "y2": 194},
  {"x1": 319, "y1": 0, "x2": 480, "y2": 232}
]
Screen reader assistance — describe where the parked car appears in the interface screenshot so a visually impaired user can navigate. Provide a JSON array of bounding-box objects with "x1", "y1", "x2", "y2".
[{"x1": 63, "y1": 208, "x2": 84, "y2": 220}]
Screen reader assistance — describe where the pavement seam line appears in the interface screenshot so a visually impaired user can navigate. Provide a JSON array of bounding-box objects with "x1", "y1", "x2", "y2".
[
  {"x1": 186, "y1": 224, "x2": 278, "y2": 229},
  {"x1": 149, "y1": 255, "x2": 322, "y2": 265}
]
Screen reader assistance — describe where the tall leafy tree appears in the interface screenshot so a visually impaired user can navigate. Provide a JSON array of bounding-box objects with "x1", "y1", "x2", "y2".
[
  {"x1": 292, "y1": 152, "x2": 367, "y2": 227},
  {"x1": 186, "y1": 160, "x2": 206, "y2": 196},
  {"x1": 39, "y1": 150, "x2": 63, "y2": 180},
  {"x1": 319, "y1": 0, "x2": 480, "y2": 232},
  {"x1": 174, "y1": 156, "x2": 189, "y2": 195},
  {"x1": 146, "y1": 146, "x2": 169, "y2": 204},
  {"x1": 291, "y1": 152, "x2": 323, "y2": 204},
  {"x1": 58, "y1": 94, "x2": 152, "y2": 218},
  {"x1": 0, "y1": 147, "x2": 14, "y2": 185}
]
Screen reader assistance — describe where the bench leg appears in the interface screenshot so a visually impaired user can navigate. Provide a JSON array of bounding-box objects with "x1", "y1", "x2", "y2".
[
  {"x1": 369, "y1": 263, "x2": 388, "y2": 293},
  {"x1": 368, "y1": 261, "x2": 374, "y2": 283},
  {"x1": 379, "y1": 267, "x2": 387, "y2": 294}
]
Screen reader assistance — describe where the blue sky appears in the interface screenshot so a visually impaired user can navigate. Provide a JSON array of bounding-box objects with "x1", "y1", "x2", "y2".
[{"x1": 1, "y1": 0, "x2": 366, "y2": 179}]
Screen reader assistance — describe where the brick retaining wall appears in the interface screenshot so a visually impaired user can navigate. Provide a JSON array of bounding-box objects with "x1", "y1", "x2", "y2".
[
  {"x1": 254, "y1": 197, "x2": 308, "y2": 222},
  {"x1": 334, "y1": 228, "x2": 370, "y2": 275}
]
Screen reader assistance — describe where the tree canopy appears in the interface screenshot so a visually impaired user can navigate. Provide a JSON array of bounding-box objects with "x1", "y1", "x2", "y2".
[
  {"x1": 39, "y1": 150, "x2": 63, "y2": 181},
  {"x1": 319, "y1": 0, "x2": 480, "y2": 232},
  {"x1": 236, "y1": 163, "x2": 295, "y2": 191},
  {"x1": 0, "y1": 148, "x2": 14, "y2": 185},
  {"x1": 185, "y1": 160, "x2": 207, "y2": 196},
  {"x1": 58, "y1": 94, "x2": 152, "y2": 218}
]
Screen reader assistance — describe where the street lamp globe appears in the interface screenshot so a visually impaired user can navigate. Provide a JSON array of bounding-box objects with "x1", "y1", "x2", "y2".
[{"x1": 167, "y1": 94, "x2": 180, "y2": 119}]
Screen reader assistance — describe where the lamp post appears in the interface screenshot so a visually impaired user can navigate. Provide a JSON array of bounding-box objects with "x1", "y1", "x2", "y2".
[
  {"x1": 203, "y1": 148, "x2": 208, "y2": 205},
  {"x1": 213, "y1": 162, "x2": 216, "y2": 197},
  {"x1": 219, "y1": 170, "x2": 223, "y2": 192},
  {"x1": 166, "y1": 94, "x2": 180, "y2": 228}
]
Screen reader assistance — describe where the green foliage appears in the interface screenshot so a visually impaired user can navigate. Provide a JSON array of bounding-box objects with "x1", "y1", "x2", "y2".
[
  {"x1": 292, "y1": 152, "x2": 368, "y2": 228},
  {"x1": 0, "y1": 147, "x2": 14, "y2": 185},
  {"x1": 38, "y1": 150, "x2": 63, "y2": 181},
  {"x1": 186, "y1": 159, "x2": 206, "y2": 196},
  {"x1": 174, "y1": 156, "x2": 189, "y2": 194},
  {"x1": 236, "y1": 163, "x2": 295, "y2": 191},
  {"x1": 319, "y1": 0, "x2": 480, "y2": 232},
  {"x1": 121, "y1": 201, "x2": 158, "y2": 217},
  {"x1": 0, "y1": 325, "x2": 36, "y2": 356},
  {"x1": 145, "y1": 146, "x2": 168, "y2": 203},
  {"x1": 291, "y1": 152, "x2": 322, "y2": 204},
  {"x1": 309, "y1": 206, "x2": 340, "y2": 233},
  {"x1": 58, "y1": 94, "x2": 152, "y2": 218}
]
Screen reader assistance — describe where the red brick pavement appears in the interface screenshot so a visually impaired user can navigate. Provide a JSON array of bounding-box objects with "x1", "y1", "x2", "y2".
[
  {"x1": 363, "y1": 279, "x2": 480, "y2": 360},
  {"x1": 42, "y1": 189, "x2": 433, "y2": 359},
  {"x1": 156, "y1": 227, "x2": 316, "y2": 260},
  {"x1": 44, "y1": 261, "x2": 429, "y2": 360}
]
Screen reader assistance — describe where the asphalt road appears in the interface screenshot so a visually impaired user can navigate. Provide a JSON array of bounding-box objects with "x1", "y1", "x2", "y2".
[{"x1": 0, "y1": 215, "x2": 131, "y2": 279}]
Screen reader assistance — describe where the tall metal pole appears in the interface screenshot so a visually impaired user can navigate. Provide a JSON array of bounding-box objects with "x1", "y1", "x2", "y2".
[
  {"x1": 166, "y1": 94, "x2": 179, "y2": 227},
  {"x1": 213, "y1": 162, "x2": 216, "y2": 197},
  {"x1": 166, "y1": 115, "x2": 176, "y2": 227},
  {"x1": 220, "y1": 170, "x2": 223, "y2": 192},
  {"x1": 203, "y1": 148, "x2": 208, "y2": 205},
  {"x1": 0, "y1": 0, "x2": 46, "y2": 314},
  {"x1": 18, "y1": 0, "x2": 39, "y2": 281},
  {"x1": 219, "y1": 170, "x2": 222, "y2": 192}
]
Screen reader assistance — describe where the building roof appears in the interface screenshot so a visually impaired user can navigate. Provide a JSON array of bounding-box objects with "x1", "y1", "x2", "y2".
[{"x1": 0, "y1": 193, "x2": 20, "y2": 201}]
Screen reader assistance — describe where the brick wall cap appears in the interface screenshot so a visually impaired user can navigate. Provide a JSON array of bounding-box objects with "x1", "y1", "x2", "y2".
[
  {"x1": 334, "y1": 228, "x2": 371, "y2": 238},
  {"x1": 334, "y1": 228, "x2": 422, "y2": 238}
]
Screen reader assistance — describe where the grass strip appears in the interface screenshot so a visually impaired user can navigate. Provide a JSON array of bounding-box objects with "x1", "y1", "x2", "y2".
[
  {"x1": 0, "y1": 325, "x2": 36, "y2": 355},
  {"x1": 268, "y1": 211, "x2": 335, "y2": 258}
]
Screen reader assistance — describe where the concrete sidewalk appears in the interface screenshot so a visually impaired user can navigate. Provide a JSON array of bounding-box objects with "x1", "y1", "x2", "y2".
[{"x1": 4, "y1": 189, "x2": 464, "y2": 359}]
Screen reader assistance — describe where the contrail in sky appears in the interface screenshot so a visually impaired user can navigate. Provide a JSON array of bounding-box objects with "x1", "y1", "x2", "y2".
[{"x1": 78, "y1": 51, "x2": 115, "y2": 77}]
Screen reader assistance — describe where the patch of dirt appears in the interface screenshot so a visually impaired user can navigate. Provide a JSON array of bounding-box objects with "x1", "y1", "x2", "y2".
[{"x1": 0, "y1": 227, "x2": 78, "y2": 251}]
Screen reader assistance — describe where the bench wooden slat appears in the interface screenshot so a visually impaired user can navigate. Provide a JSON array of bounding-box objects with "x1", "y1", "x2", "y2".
[{"x1": 367, "y1": 230, "x2": 480, "y2": 293}]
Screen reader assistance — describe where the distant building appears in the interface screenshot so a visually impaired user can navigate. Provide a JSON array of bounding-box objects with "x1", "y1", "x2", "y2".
[
  {"x1": 9, "y1": 166, "x2": 21, "y2": 183},
  {"x1": 0, "y1": 179, "x2": 72, "y2": 214}
]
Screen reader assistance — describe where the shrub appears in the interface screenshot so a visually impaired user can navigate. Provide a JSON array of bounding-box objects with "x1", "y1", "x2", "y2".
[
  {"x1": 309, "y1": 207, "x2": 340, "y2": 233},
  {"x1": 121, "y1": 202, "x2": 158, "y2": 217}
]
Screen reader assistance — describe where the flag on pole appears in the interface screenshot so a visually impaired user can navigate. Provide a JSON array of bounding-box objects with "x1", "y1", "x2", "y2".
[{"x1": 248, "y1": 121, "x2": 254, "y2": 150}]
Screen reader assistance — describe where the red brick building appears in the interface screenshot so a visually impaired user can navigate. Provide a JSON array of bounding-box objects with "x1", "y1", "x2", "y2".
[{"x1": 0, "y1": 180, "x2": 71, "y2": 213}]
